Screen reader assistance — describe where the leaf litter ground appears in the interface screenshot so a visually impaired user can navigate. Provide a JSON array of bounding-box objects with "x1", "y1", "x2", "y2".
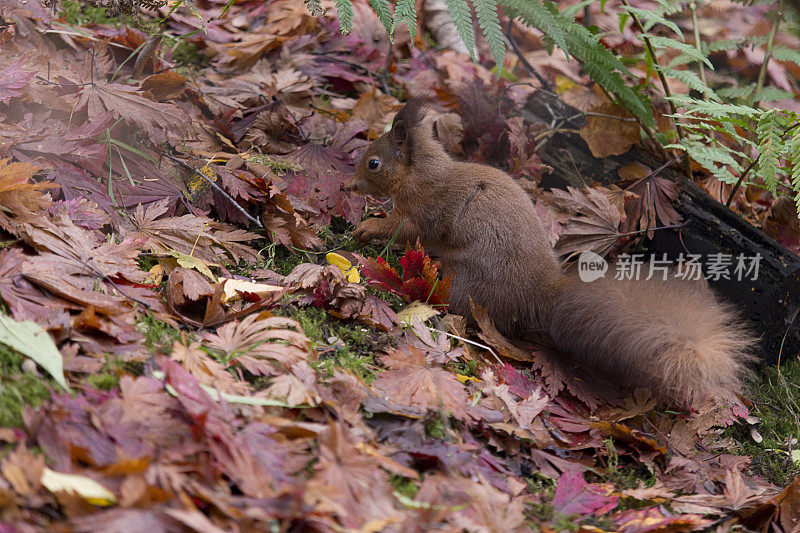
[{"x1": 0, "y1": 0, "x2": 799, "y2": 531}]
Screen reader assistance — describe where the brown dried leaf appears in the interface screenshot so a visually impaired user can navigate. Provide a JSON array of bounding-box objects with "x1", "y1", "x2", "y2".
[
  {"x1": 548, "y1": 186, "x2": 623, "y2": 259},
  {"x1": 579, "y1": 102, "x2": 640, "y2": 158}
]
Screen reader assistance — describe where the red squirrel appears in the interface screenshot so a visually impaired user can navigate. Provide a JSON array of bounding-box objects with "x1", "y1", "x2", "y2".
[{"x1": 352, "y1": 97, "x2": 754, "y2": 404}]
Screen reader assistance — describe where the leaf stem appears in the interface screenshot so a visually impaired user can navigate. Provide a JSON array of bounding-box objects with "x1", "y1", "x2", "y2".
[
  {"x1": 753, "y1": 5, "x2": 782, "y2": 105},
  {"x1": 690, "y1": 1, "x2": 707, "y2": 88},
  {"x1": 620, "y1": 0, "x2": 683, "y2": 142},
  {"x1": 724, "y1": 155, "x2": 760, "y2": 208}
]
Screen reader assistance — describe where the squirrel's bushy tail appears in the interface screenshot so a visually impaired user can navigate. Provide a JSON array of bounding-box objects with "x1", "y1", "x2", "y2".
[{"x1": 543, "y1": 276, "x2": 756, "y2": 403}]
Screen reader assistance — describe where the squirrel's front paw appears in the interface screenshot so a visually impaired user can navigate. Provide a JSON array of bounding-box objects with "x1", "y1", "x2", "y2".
[{"x1": 353, "y1": 218, "x2": 389, "y2": 242}]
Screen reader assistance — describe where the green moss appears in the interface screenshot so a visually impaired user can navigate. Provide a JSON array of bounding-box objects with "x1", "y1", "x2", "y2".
[
  {"x1": 0, "y1": 345, "x2": 52, "y2": 428},
  {"x1": 88, "y1": 372, "x2": 121, "y2": 391},
  {"x1": 725, "y1": 358, "x2": 800, "y2": 487},
  {"x1": 587, "y1": 438, "x2": 657, "y2": 490},
  {"x1": 137, "y1": 313, "x2": 182, "y2": 355},
  {"x1": 389, "y1": 474, "x2": 419, "y2": 499},
  {"x1": 274, "y1": 305, "x2": 386, "y2": 383},
  {"x1": 169, "y1": 39, "x2": 210, "y2": 69},
  {"x1": 60, "y1": 0, "x2": 138, "y2": 26},
  {"x1": 424, "y1": 418, "x2": 446, "y2": 440}
]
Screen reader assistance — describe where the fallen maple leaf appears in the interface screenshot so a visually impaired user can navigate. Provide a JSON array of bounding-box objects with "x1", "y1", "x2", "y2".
[
  {"x1": 552, "y1": 470, "x2": 619, "y2": 517},
  {"x1": 126, "y1": 199, "x2": 259, "y2": 265},
  {"x1": 75, "y1": 81, "x2": 192, "y2": 145},
  {"x1": 547, "y1": 186, "x2": 624, "y2": 259},
  {"x1": 203, "y1": 314, "x2": 314, "y2": 376},
  {"x1": 372, "y1": 345, "x2": 470, "y2": 419},
  {"x1": 359, "y1": 242, "x2": 451, "y2": 306}
]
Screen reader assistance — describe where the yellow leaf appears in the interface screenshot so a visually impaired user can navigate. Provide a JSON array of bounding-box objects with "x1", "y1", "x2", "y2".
[
  {"x1": 145, "y1": 263, "x2": 164, "y2": 285},
  {"x1": 456, "y1": 374, "x2": 480, "y2": 384},
  {"x1": 397, "y1": 301, "x2": 439, "y2": 326},
  {"x1": 326, "y1": 252, "x2": 360, "y2": 283},
  {"x1": 40, "y1": 467, "x2": 117, "y2": 506}
]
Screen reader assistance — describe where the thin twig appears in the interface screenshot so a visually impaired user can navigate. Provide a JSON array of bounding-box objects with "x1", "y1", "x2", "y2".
[
  {"x1": 504, "y1": 20, "x2": 556, "y2": 95},
  {"x1": 724, "y1": 155, "x2": 760, "y2": 208},
  {"x1": 162, "y1": 153, "x2": 263, "y2": 228},
  {"x1": 753, "y1": 6, "x2": 782, "y2": 104}
]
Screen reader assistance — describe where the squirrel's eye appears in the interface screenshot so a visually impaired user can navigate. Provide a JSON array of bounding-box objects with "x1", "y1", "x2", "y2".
[{"x1": 368, "y1": 158, "x2": 381, "y2": 170}]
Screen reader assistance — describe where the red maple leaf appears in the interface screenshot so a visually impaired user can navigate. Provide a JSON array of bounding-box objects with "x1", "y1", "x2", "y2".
[{"x1": 358, "y1": 242, "x2": 451, "y2": 306}]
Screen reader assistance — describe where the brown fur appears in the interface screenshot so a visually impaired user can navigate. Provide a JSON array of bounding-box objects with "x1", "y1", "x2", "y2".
[{"x1": 353, "y1": 98, "x2": 755, "y2": 404}]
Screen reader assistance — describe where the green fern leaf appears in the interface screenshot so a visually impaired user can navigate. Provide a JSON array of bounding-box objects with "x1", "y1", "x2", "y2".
[
  {"x1": 563, "y1": 22, "x2": 653, "y2": 127},
  {"x1": 648, "y1": 35, "x2": 712, "y2": 69},
  {"x1": 753, "y1": 87, "x2": 796, "y2": 102},
  {"x1": 370, "y1": 0, "x2": 394, "y2": 36},
  {"x1": 789, "y1": 125, "x2": 800, "y2": 214},
  {"x1": 445, "y1": 0, "x2": 476, "y2": 59},
  {"x1": 623, "y1": 6, "x2": 682, "y2": 38},
  {"x1": 392, "y1": 0, "x2": 417, "y2": 44},
  {"x1": 669, "y1": 138, "x2": 741, "y2": 183},
  {"x1": 304, "y1": 0, "x2": 325, "y2": 17},
  {"x1": 474, "y1": 0, "x2": 505, "y2": 70},
  {"x1": 335, "y1": 0, "x2": 354, "y2": 34},
  {"x1": 771, "y1": 47, "x2": 800, "y2": 68},
  {"x1": 756, "y1": 109, "x2": 784, "y2": 195},
  {"x1": 660, "y1": 69, "x2": 718, "y2": 100},
  {"x1": 717, "y1": 84, "x2": 757, "y2": 100},
  {"x1": 500, "y1": 0, "x2": 569, "y2": 55}
]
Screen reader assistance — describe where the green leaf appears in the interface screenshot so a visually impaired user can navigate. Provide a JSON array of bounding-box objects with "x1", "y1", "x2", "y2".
[
  {"x1": 563, "y1": 22, "x2": 653, "y2": 127},
  {"x1": 445, "y1": 0, "x2": 476, "y2": 59},
  {"x1": 660, "y1": 69, "x2": 719, "y2": 100},
  {"x1": 334, "y1": 0, "x2": 354, "y2": 34},
  {"x1": 622, "y1": 5, "x2": 682, "y2": 38},
  {"x1": 771, "y1": 47, "x2": 800, "y2": 68},
  {"x1": 756, "y1": 109, "x2": 784, "y2": 196},
  {"x1": 789, "y1": 125, "x2": 800, "y2": 214},
  {"x1": 501, "y1": 0, "x2": 569, "y2": 55},
  {"x1": 474, "y1": 0, "x2": 506, "y2": 71},
  {"x1": 0, "y1": 314, "x2": 69, "y2": 390},
  {"x1": 370, "y1": 0, "x2": 394, "y2": 36},
  {"x1": 392, "y1": 0, "x2": 418, "y2": 44},
  {"x1": 647, "y1": 35, "x2": 712, "y2": 69}
]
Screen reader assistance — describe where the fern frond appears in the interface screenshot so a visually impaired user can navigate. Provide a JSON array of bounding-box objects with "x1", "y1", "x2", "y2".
[
  {"x1": 790, "y1": 125, "x2": 800, "y2": 212},
  {"x1": 370, "y1": 0, "x2": 394, "y2": 36},
  {"x1": 668, "y1": 98, "x2": 760, "y2": 120},
  {"x1": 756, "y1": 109, "x2": 784, "y2": 195},
  {"x1": 445, "y1": 0, "x2": 476, "y2": 59},
  {"x1": 668, "y1": 138, "x2": 742, "y2": 183},
  {"x1": 500, "y1": 0, "x2": 569, "y2": 55},
  {"x1": 753, "y1": 87, "x2": 796, "y2": 102},
  {"x1": 474, "y1": 0, "x2": 506, "y2": 70},
  {"x1": 623, "y1": 6, "x2": 682, "y2": 38},
  {"x1": 659, "y1": 68, "x2": 718, "y2": 100},
  {"x1": 334, "y1": 0, "x2": 354, "y2": 34},
  {"x1": 648, "y1": 35, "x2": 712, "y2": 68},
  {"x1": 771, "y1": 47, "x2": 800, "y2": 68},
  {"x1": 304, "y1": 0, "x2": 325, "y2": 18},
  {"x1": 392, "y1": 0, "x2": 417, "y2": 44},
  {"x1": 717, "y1": 84, "x2": 757, "y2": 100},
  {"x1": 564, "y1": 22, "x2": 653, "y2": 127}
]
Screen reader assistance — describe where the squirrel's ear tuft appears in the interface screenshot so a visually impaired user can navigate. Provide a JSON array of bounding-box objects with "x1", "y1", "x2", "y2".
[{"x1": 391, "y1": 96, "x2": 427, "y2": 161}]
